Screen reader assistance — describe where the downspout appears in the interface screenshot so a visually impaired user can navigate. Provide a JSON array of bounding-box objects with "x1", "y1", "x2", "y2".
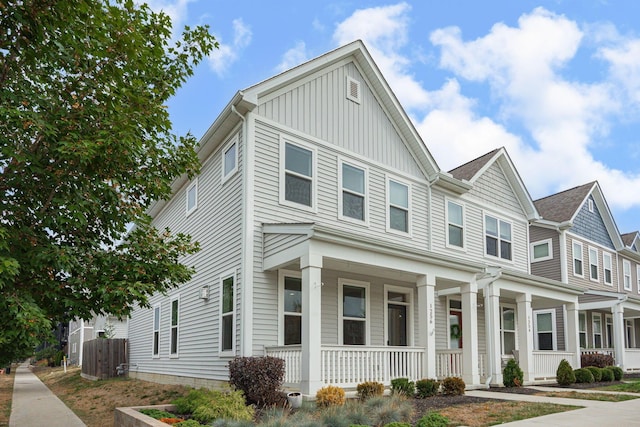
[{"x1": 477, "y1": 268, "x2": 502, "y2": 387}]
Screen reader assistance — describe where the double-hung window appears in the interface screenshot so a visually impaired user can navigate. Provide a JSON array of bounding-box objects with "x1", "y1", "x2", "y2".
[
  {"x1": 592, "y1": 313, "x2": 602, "y2": 348},
  {"x1": 281, "y1": 273, "x2": 302, "y2": 346},
  {"x1": 578, "y1": 312, "x2": 587, "y2": 348},
  {"x1": 387, "y1": 178, "x2": 410, "y2": 233},
  {"x1": 603, "y1": 253, "x2": 612, "y2": 285},
  {"x1": 500, "y1": 306, "x2": 516, "y2": 355},
  {"x1": 485, "y1": 215, "x2": 512, "y2": 260},
  {"x1": 281, "y1": 140, "x2": 315, "y2": 209},
  {"x1": 623, "y1": 260, "x2": 632, "y2": 291},
  {"x1": 588, "y1": 247, "x2": 599, "y2": 282},
  {"x1": 152, "y1": 305, "x2": 160, "y2": 357},
  {"x1": 186, "y1": 179, "x2": 198, "y2": 216},
  {"x1": 339, "y1": 280, "x2": 369, "y2": 345},
  {"x1": 170, "y1": 296, "x2": 179, "y2": 356},
  {"x1": 572, "y1": 241, "x2": 583, "y2": 277},
  {"x1": 340, "y1": 161, "x2": 367, "y2": 222},
  {"x1": 220, "y1": 272, "x2": 235, "y2": 354},
  {"x1": 222, "y1": 136, "x2": 238, "y2": 182},
  {"x1": 447, "y1": 201, "x2": 464, "y2": 248},
  {"x1": 534, "y1": 310, "x2": 555, "y2": 351}
]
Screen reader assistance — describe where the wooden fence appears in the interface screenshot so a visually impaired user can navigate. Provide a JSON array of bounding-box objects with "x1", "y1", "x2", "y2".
[{"x1": 81, "y1": 338, "x2": 127, "y2": 380}]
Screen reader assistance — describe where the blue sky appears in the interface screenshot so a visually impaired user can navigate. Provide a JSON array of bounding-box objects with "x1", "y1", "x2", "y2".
[{"x1": 148, "y1": 0, "x2": 640, "y2": 235}]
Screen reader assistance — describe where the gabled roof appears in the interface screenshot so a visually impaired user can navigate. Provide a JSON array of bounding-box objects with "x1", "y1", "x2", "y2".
[
  {"x1": 621, "y1": 231, "x2": 639, "y2": 248},
  {"x1": 241, "y1": 40, "x2": 441, "y2": 180},
  {"x1": 446, "y1": 147, "x2": 539, "y2": 220}
]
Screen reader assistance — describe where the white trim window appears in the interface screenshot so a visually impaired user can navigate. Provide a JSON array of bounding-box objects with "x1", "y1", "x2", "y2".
[
  {"x1": 280, "y1": 138, "x2": 316, "y2": 211},
  {"x1": 578, "y1": 312, "x2": 587, "y2": 348},
  {"x1": 339, "y1": 279, "x2": 370, "y2": 345},
  {"x1": 170, "y1": 296, "x2": 180, "y2": 357},
  {"x1": 152, "y1": 304, "x2": 161, "y2": 357},
  {"x1": 186, "y1": 179, "x2": 198, "y2": 216},
  {"x1": 219, "y1": 271, "x2": 236, "y2": 355},
  {"x1": 592, "y1": 313, "x2": 602, "y2": 348},
  {"x1": 222, "y1": 136, "x2": 239, "y2": 183},
  {"x1": 572, "y1": 241, "x2": 584, "y2": 277},
  {"x1": 623, "y1": 259, "x2": 632, "y2": 291},
  {"x1": 446, "y1": 200, "x2": 464, "y2": 249},
  {"x1": 500, "y1": 305, "x2": 517, "y2": 355},
  {"x1": 534, "y1": 310, "x2": 556, "y2": 351},
  {"x1": 485, "y1": 215, "x2": 512, "y2": 260},
  {"x1": 387, "y1": 177, "x2": 410, "y2": 234},
  {"x1": 588, "y1": 199, "x2": 594, "y2": 212},
  {"x1": 588, "y1": 247, "x2": 599, "y2": 282},
  {"x1": 530, "y1": 238, "x2": 553, "y2": 262},
  {"x1": 279, "y1": 271, "x2": 302, "y2": 346},
  {"x1": 603, "y1": 252, "x2": 613, "y2": 286},
  {"x1": 637, "y1": 265, "x2": 640, "y2": 293},
  {"x1": 339, "y1": 159, "x2": 368, "y2": 223}
]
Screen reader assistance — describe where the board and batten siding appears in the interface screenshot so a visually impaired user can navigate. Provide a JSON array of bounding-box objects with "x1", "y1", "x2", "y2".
[
  {"x1": 128, "y1": 129, "x2": 244, "y2": 381},
  {"x1": 529, "y1": 226, "x2": 562, "y2": 282},
  {"x1": 256, "y1": 61, "x2": 424, "y2": 180}
]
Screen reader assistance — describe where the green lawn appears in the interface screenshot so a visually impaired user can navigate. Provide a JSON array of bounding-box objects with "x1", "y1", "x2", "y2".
[
  {"x1": 542, "y1": 391, "x2": 639, "y2": 402},
  {"x1": 596, "y1": 378, "x2": 640, "y2": 393}
]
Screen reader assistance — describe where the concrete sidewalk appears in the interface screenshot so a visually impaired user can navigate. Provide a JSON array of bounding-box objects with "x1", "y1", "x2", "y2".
[
  {"x1": 9, "y1": 362, "x2": 85, "y2": 427},
  {"x1": 467, "y1": 386, "x2": 640, "y2": 426}
]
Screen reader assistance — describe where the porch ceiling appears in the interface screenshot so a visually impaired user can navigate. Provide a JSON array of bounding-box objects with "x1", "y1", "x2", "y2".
[{"x1": 323, "y1": 258, "x2": 419, "y2": 283}]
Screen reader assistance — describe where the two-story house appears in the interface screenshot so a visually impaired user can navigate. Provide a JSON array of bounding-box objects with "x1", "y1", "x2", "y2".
[
  {"x1": 126, "y1": 40, "x2": 584, "y2": 395},
  {"x1": 530, "y1": 182, "x2": 640, "y2": 372},
  {"x1": 68, "y1": 315, "x2": 127, "y2": 366}
]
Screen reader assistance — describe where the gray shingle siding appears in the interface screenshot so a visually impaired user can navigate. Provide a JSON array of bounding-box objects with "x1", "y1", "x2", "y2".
[{"x1": 571, "y1": 196, "x2": 614, "y2": 249}]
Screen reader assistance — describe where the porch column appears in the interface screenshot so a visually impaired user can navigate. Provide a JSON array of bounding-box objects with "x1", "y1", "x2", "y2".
[
  {"x1": 417, "y1": 275, "x2": 436, "y2": 379},
  {"x1": 484, "y1": 283, "x2": 502, "y2": 386},
  {"x1": 566, "y1": 302, "x2": 581, "y2": 368},
  {"x1": 516, "y1": 293, "x2": 533, "y2": 383},
  {"x1": 461, "y1": 281, "x2": 479, "y2": 386},
  {"x1": 613, "y1": 303, "x2": 625, "y2": 369},
  {"x1": 300, "y1": 253, "x2": 323, "y2": 396}
]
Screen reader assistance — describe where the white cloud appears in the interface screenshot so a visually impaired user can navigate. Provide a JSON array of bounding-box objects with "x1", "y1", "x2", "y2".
[
  {"x1": 141, "y1": 0, "x2": 192, "y2": 33},
  {"x1": 208, "y1": 18, "x2": 252, "y2": 76},
  {"x1": 276, "y1": 41, "x2": 309, "y2": 73}
]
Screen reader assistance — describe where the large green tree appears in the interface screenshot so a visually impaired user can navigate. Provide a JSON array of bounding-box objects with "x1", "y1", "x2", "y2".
[{"x1": 0, "y1": 0, "x2": 216, "y2": 364}]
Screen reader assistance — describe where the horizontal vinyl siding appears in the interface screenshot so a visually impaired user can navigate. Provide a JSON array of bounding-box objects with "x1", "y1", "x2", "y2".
[
  {"x1": 529, "y1": 227, "x2": 562, "y2": 282},
  {"x1": 128, "y1": 129, "x2": 244, "y2": 381},
  {"x1": 256, "y1": 62, "x2": 424, "y2": 179},
  {"x1": 435, "y1": 295, "x2": 486, "y2": 353},
  {"x1": 567, "y1": 234, "x2": 617, "y2": 292}
]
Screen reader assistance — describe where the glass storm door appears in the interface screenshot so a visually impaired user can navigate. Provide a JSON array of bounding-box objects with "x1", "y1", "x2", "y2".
[
  {"x1": 449, "y1": 311, "x2": 462, "y2": 349},
  {"x1": 387, "y1": 304, "x2": 408, "y2": 346}
]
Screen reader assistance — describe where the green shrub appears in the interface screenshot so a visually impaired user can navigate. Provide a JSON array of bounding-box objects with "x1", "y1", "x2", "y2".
[
  {"x1": 416, "y1": 412, "x2": 450, "y2": 427},
  {"x1": 228, "y1": 356, "x2": 285, "y2": 406},
  {"x1": 390, "y1": 377, "x2": 415, "y2": 397},
  {"x1": 556, "y1": 359, "x2": 575, "y2": 386},
  {"x1": 172, "y1": 388, "x2": 253, "y2": 424},
  {"x1": 586, "y1": 366, "x2": 602, "y2": 382},
  {"x1": 176, "y1": 421, "x2": 204, "y2": 427},
  {"x1": 503, "y1": 359, "x2": 524, "y2": 387},
  {"x1": 139, "y1": 408, "x2": 176, "y2": 419},
  {"x1": 573, "y1": 368, "x2": 595, "y2": 383},
  {"x1": 356, "y1": 381, "x2": 384, "y2": 401},
  {"x1": 610, "y1": 366, "x2": 624, "y2": 381},
  {"x1": 581, "y1": 353, "x2": 614, "y2": 368},
  {"x1": 384, "y1": 423, "x2": 411, "y2": 427},
  {"x1": 415, "y1": 378, "x2": 440, "y2": 398},
  {"x1": 440, "y1": 377, "x2": 465, "y2": 395},
  {"x1": 601, "y1": 367, "x2": 615, "y2": 382}
]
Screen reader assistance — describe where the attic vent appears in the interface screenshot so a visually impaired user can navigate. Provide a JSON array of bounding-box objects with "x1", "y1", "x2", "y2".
[
  {"x1": 588, "y1": 199, "x2": 594, "y2": 212},
  {"x1": 346, "y1": 76, "x2": 361, "y2": 104}
]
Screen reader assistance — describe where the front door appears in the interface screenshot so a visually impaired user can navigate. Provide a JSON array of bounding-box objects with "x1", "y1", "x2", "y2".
[
  {"x1": 449, "y1": 311, "x2": 462, "y2": 349},
  {"x1": 388, "y1": 303, "x2": 408, "y2": 346}
]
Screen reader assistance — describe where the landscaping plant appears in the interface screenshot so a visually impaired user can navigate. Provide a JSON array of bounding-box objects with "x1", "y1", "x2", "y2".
[
  {"x1": 503, "y1": 359, "x2": 524, "y2": 387},
  {"x1": 356, "y1": 380, "x2": 385, "y2": 400},
  {"x1": 441, "y1": 377, "x2": 465, "y2": 395},
  {"x1": 600, "y1": 367, "x2": 615, "y2": 382},
  {"x1": 172, "y1": 388, "x2": 254, "y2": 424},
  {"x1": 585, "y1": 366, "x2": 603, "y2": 382},
  {"x1": 390, "y1": 377, "x2": 415, "y2": 397},
  {"x1": 556, "y1": 359, "x2": 576, "y2": 386},
  {"x1": 315, "y1": 385, "x2": 346, "y2": 408},
  {"x1": 573, "y1": 368, "x2": 595, "y2": 383},
  {"x1": 416, "y1": 412, "x2": 450, "y2": 427},
  {"x1": 228, "y1": 356, "x2": 286, "y2": 406},
  {"x1": 415, "y1": 379, "x2": 440, "y2": 398}
]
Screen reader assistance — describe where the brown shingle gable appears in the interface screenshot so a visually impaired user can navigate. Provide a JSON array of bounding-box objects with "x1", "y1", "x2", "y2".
[
  {"x1": 533, "y1": 182, "x2": 595, "y2": 223},
  {"x1": 448, "y1": 148, "x2": 500, "y2": 181},
  {"x1": 621, "y1": 231, "x2": 639, "y2": 247}
]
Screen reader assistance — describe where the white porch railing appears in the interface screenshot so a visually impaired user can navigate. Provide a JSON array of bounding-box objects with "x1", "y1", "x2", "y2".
[
  {"x1": 532, "y1": 351, "x2": 574, "y2": 379},
  {"x1": 265, "y1": 345, "x2": 424, "y2": 388},
  {"x1": 581, "y1": 348, "x2": 615, "y2": 359},
  {"x1": 435, "y1": 349, "x2": 486, "y2": 379},
  {"x1": 624, "y1": 349, "x2": 640, "y2": 371}
]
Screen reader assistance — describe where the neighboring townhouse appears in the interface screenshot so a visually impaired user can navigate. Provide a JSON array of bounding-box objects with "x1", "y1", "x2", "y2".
[
  {"x1": 530, "y1": 182, "x2": 640, "y2": 372},
  {"x1": 126, "y1": 40, "x2": 583, "y2": 395},
  {"x1": 67, "y1": 315, "x2": 127, "y2": 366}
]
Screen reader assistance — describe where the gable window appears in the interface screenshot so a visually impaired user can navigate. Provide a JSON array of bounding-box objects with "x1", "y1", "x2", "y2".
[
  {"x1": 592, "y1": 313, "x2": 602, "y2": 348},
  {"x1": 220, "y1": 272, "x2": 235, "y2": 354},
  {"x1": 603, "y1": 253, "x2": 612, "y2": 285},
  {"x1": 186, "y1": 179, "x2": 198, "y2": 216},
  {"x1": 339, "y1": 280, "x2": 369, "y2": 345},
  {"x1": 222, "y1": 137, "x2": 238, "y2": 182},
  {"x1": 339, "y1": 161, "x2": 367, "y2": 222},
  {"x1": 281, "y1": 273, "x2": 302, "y2": 346},
  {"x1": 623, "y1": 260, "x2": 632, "y2": 291},
  {"x1": 170, "y1": 296, "x2": 179, "y2": 356},
  {"x1": 446, "y1": 201, "x2": 464, "y2": 248},
  {"x1": 572, "y1": 241, "x2": 583, "y2": 277},
  {"x1": 485, "y1": 215, "x2": 512, "y2": 260},
  {"x1": 579, "y1": 312, "x2": 587, "y2": 348},
  {"x1": 588, "y1": 247, "x2": 599, "y2": 282},
  {"x1": 152, "y1": 305, "x2": 160, "y2": 357},
  {"x1": 534, "y1": 310, "x2": 556, "y2": 351},
  {"x1": 281, "y1": 139, "x2": 315, "y2": 209},
  {"x1": 387, "y1": 178, "x2": 410, "y2": 233},
  {"x1": 530, "y1": 239, "x2": 552, "y2": 262},
  {"x1": 500, "y1": 306, "x2": 516, "y2": 355}
]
